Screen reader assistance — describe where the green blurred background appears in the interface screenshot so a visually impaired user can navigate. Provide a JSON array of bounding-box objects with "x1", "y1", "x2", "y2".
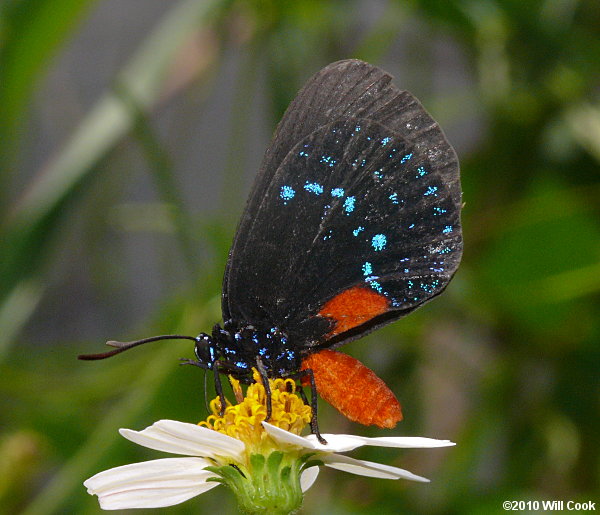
[{"x1": 1, "y1": 0, "x2": 598, "y2": 513}]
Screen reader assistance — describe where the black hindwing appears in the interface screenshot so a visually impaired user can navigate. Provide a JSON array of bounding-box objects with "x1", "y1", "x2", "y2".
[{"x1": 223, "y1": 60, "x2": 462, "y2": 349}]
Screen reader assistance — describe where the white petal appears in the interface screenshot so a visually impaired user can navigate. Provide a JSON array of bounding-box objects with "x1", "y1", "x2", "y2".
[
  {"x1": 300, "y1": 466, "x2": 320, "y2": 492},
  {"x1": 84, "y1": 457, "x2": 219, "y2": 509},
  {"x1": 119, "y1": 420, "x2": 245, "y2": 460},
  {"x1": 304, "y1": 433, "x2": 455, "y2": 452},
  {"x1": 322, "y1": 454, "x2": 429, "y2": 482},
  {"x1": 261, "y1": 422, "x2": 317, "y2": 450}
]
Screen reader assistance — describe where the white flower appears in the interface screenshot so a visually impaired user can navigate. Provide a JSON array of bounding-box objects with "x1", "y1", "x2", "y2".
[{"x1": 84, "y1": 419, "x2": 455, "y2": 510}]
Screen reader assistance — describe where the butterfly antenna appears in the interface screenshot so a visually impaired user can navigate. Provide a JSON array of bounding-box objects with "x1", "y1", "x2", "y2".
[{"x1": 78, "y1": 334, "x2": 198, "y2": 360}]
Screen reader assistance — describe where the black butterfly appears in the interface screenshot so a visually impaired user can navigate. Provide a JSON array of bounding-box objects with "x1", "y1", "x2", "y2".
[{"x1": 80, "y1": 60, "x2": 462, "y2": 441}]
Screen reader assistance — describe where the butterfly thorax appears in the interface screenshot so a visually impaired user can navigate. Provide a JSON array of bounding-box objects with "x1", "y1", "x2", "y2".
[{"x1": 194, "y1": 322, "x2": 301, "y2": 380}]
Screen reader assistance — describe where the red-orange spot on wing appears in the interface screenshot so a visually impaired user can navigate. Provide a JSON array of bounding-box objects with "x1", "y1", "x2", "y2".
[
  {"x1": 318, "y1": 286, "x2": 388, "y2": 336},
  {"x1": 301, "y1": 350, "x2": 402, "y2": 428}
]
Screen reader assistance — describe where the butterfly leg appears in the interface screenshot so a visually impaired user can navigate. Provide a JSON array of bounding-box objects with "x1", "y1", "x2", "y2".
[
  {"x1": 212, "y1": 361, "x2": 228, "y2": 416},
  {"x1": 292, "y1": 368, "x2": 326, "y2": 445},
  {"x1": 255, "y1": 357, "x2": 272, "y2": 421}
]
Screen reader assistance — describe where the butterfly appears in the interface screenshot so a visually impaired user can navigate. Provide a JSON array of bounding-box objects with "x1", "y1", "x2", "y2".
[{"x1": 80, "y1": 59, "x2": 463, "y2": 441}]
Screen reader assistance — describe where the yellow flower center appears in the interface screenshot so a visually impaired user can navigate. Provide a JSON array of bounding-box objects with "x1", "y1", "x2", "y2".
[{"x1": 199, "y1": 370, "x2": 312, "y2": 453}]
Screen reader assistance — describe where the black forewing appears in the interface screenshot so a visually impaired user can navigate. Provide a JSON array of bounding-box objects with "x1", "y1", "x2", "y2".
[
  {"x1": 223, "y1": 60, "x2": 461, "y2": 323},
  {"x1": 223, "y1": 115, "x2": 462, "y2": 349}
]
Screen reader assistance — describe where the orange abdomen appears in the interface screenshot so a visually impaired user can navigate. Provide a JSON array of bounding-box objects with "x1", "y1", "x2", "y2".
[{"x1": 301, "y1": 349, "x2": 402, "y2": 428}]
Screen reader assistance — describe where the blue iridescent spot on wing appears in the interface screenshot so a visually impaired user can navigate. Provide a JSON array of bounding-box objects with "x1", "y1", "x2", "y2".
[
  {"x1": 352, "y1": 226, "x2": 364, "y2": 236},
  {"x1": 298, "y1": 150, "x2": 309, "y2": 158},
  {"x1": 331, "y1": 187, "x2": 344, "y2": 198},
  {"x1": 321, "y1": 204, "x2": 332, "y2": 221},
  {"x1": 416, "y1": 166, "x2": 427, "y2": 177},
  {"x1": 362, "y1": 261, "x2": 373, "y2": 276},
  {"x1": 424, "y1": 186, "x2": 438, "y2": 196},
  {"x1": 381, "y1": 136, "x2": 391, "y2": 146},
  {"x1": 368, "y1": 280, "x2": 383, "y2": 293},
  {"x1": 443, "y1": 225, "x2": 453, "y2": 234},
  {"x1": 371, "y1": 234, "x2": 387, "y2": 251},
  {"x1": 433, "y1": 207, "x2": 447, "y2": 215},
  {"x1": 389, "y1": 192, "x2": 399, "y2": 204},
  {"x1": 280, "y1": 185, "x2": 295, "y2": 203},
  {"x1": 344, "y1": 196, "x2": 356, "y2": 214},
  {"x1": 420, "y1": 279, "x2": 440, "y2": 293},
  {"x1": 320, "y1": 155, "x2": 336, "y2": 167},
  {"x1": 401, "y1": 153, "x2": 413, "y2": 163},
  {"x1": 304, "y1": 182, "x2": 324, "y2": 195}
]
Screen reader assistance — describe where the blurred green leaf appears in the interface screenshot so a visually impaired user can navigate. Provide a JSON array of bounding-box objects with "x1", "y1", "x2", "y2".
[
  {"x1": 0, "y1": 0, "x2": 98, "y2": 183},
  {"x1": 478, "y1": 181, "x2": 600, "y2": 333}
]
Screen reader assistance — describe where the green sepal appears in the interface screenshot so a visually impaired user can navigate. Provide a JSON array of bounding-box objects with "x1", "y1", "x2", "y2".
[{"x1": 210, "y1": 451, "x2": 305, "y2": 515}]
